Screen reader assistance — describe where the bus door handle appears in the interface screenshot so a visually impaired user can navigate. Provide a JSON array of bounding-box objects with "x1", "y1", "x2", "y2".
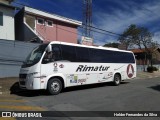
[
  {"x1": 99, "y1": 73, "x2": 103, "y2": 74},
  {"x1": 86, "y1": 74, "x2": 90, "y2": 75}
]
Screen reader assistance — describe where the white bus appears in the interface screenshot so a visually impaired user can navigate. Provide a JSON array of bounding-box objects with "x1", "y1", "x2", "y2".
[{"x1": 19, "y1": 41, "x2": 136, "y2": 95}]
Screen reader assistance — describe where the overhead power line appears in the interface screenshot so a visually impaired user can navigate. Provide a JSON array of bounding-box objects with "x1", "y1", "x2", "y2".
[{"x1": 80, "y1": 24, "x2": 122, "y2": 37}]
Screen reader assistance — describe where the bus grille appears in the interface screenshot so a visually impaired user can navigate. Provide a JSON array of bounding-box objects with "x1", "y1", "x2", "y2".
[
  {"x1": 19, "y1": 74, "x2": 27, "y2": 79},
  {"x1": 19, "y1": 81, "x2": 25, "y2": 85},
  {"x1": 19, "y1": 74, "x2": 27, "y2": 86}
]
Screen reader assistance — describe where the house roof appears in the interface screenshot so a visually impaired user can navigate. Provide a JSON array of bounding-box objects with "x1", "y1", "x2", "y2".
[
  {"x1": 131, "y1": 49, "x2": 144, "y2": 53},
  {"x1": 24, "y1": 6, "x2": 82, "y2": 26},
  {"x1": 0, "y1": 0, "x2": 13, "y2": 5},
  {"x1": 130, "y1": 48, "x2": 160, "y2": 53},
  {"x1": 0, "y1": 3, "x2": 15, "y2": 9}
]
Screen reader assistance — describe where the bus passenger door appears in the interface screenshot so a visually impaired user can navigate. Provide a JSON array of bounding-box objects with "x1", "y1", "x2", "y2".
[{"x1": 40, "y1": 45, "x2": 62, "y2": 89}]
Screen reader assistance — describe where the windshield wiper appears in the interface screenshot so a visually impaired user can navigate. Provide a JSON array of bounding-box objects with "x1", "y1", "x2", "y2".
[{"x1": 26, "y1": 60, "x2": 33, "y2": 64}]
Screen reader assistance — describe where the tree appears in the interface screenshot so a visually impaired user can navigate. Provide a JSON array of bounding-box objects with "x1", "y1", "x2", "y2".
[
  {"x1": 118, "y1": 24, "x2": 159, "y2": 67},
  {"x1": 103, "y1": 42, "x2": 119, "y2": 48},
  {"x1": 118, "y1": 24, "x2": 140, "y2": 50}
]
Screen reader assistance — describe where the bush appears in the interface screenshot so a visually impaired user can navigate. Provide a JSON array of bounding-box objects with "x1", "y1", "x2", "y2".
[
  {"x1": 147, "y1": 66, "x2": 158, "y2": 72},
  {"x1": 153, "y1": 66, "x2": 158, "y2": 71}
]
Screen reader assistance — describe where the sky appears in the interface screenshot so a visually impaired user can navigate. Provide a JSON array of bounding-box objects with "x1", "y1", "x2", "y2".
[{"x1": 13, "y1": 0, "x2": 160, "y2": 46}]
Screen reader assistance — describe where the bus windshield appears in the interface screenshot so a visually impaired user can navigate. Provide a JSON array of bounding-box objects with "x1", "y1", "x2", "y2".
[{"x1": 22, "y1": 44, "x2": 48, "y2": 68}]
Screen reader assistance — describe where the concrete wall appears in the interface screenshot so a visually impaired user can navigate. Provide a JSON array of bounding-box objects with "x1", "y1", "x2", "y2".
[
  {"x1": 24, "y1": 23, "x2": 38, "y2": 41},
  {"x1": 137, "y1": 65, "x2": 160, "y2": 72},
  {"x1": 0, "y1": 4, "x2": 15, "y2": 40},
  {"x1": 0, "y1": 39, "x2": 40, "y2": 78},
  {"x1": 15, "y1": 9, "x2": 24, "y2": 41}
]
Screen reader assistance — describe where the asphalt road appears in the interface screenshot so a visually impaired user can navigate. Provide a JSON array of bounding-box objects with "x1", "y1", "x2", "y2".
[
  {"x1": 2, "y1": 77, "x2": 160, "y2": 120},
  {"x1": 19, "y1": 77, "x2": 160, "y2": 110}
]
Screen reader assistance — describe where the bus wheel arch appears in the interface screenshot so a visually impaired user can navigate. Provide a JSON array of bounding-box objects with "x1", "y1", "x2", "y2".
[
  {"x1": 47, "y1": 76, "x2": 64, "y2": 95},
  {"x1": 113, "y1": 73, "x2": 121, "y2": 86}
]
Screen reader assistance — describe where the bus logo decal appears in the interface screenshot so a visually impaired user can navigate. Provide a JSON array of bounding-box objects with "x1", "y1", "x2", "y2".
[
  {"x1": 76, "y1": 65, "x2": 110, "y2": 72},
  {"x1": 59, "y1": 64, "x2": 64, "y2": 68},
  {"x1": 127, "y1": 64, "x2": 134, "y2": 78},
  {"x1": 70, "y1": 75, "x2": 78, "y2": 83},
  {"x1": 53, "y1": 63, "x2": 58, "y2": 72}
]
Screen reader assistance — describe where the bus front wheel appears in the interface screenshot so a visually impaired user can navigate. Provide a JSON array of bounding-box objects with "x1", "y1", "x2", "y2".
[
  {"x1": 113, "y1": 74, "x2": 121, "y2": 86},
  {"x1": 47, "y1": 78, "x2": 62, "y2": 95}
]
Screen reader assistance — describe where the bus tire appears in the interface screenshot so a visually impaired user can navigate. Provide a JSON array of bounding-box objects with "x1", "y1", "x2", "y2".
[
  {"x1": 47, "y1": 78, "x2": 62, "y2": 95},
  {"x1": 113, "y1": 74, "x2": 121, "y2": 86}
]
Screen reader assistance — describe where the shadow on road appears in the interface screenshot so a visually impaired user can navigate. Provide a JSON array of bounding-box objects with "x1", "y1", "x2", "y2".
[
  {"x1": 10, "y1": 82, "x2": 49, "y2": 97},
  {"x1": 62, "y1": 81, "x2": 129, "y2": 93},
  {"x1": 10, "y1": 81, "x2": 129, "y2": 97},
  {"x1": 149, "y1": 85, "x2": 160, "y2": 92}
]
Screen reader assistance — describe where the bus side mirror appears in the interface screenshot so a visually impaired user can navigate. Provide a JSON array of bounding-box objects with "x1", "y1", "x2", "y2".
[
  {"x1": 46, "y1": 44, "x2": 52, "y2": 52},
  {"x1": 42, "y1": 58, "x2": 50, "y2": 64}
]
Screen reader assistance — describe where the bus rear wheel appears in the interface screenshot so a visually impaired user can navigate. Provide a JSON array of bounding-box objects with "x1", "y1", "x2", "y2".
[
  {"x1": 47, "y1": 78, "x2": 62, "y2": 95},
  {"x1": 113, "y1": 74, "x2": 121, "y2": 86}
]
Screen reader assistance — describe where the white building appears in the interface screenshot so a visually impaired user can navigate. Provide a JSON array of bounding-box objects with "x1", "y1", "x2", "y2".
[{"x1": 0, "y1": 2, "x2": 15, "y2": 40}]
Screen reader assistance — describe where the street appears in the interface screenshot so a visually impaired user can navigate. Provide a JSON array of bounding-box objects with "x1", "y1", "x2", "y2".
[
  {"x1": 20, "y1": 77, "x2": 160, "y2": 111},
  {"x1": 1, "y1": 77, "x2": 160, "y2": 120}
]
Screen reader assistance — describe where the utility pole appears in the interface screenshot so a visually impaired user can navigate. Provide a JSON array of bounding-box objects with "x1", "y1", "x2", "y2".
[
  {"x1": 82, "y1": 0, "x2": 93, "y2": 45},
  {"x1": 83, "y1": 0, "x2": 92, "y2": 37}
]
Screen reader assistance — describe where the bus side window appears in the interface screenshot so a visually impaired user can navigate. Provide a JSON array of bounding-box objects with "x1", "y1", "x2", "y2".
[
  {"x1": 76, "y1": 47, "x2": 90, "y2": 62},
  {"x1": 52, "y1": 45, "x2": 62, "y2": 61},
  {"x1": 61, "y1": 45, "x2": 77, "y2": 62}
]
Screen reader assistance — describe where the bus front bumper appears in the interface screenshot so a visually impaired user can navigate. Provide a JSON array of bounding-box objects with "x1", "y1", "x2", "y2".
[{"x1": 19, "y1": 73, "x2": 42, "y2": 90}]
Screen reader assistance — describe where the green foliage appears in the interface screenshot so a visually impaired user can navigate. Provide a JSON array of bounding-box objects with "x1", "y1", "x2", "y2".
[
  {"x1": 118, "y1": 24, "x2": 159, "y2": 66},
  {"x1": 118, "y1": 24, "x2": 154, "y2": 50},
  {"x1": 147, "y1": 66, "x2": 158, "y2": 72},
  {"x1": 118, "y1": 24, "x2": 140, "y2": 49},
  {"x1": 103, "y1": 42, "x2": 119, "y2": 48}
]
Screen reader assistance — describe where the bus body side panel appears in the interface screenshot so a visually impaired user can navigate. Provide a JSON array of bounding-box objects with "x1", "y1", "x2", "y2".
[
  {"x1": 20, "y1": 62, "x2": 136, "y2": 90},
  {"x1": 40, "y1": 62, "x2": 67, "y2": 89},
  {"x1": 54, "y1": 62, "x2": 136, "y2": 87}
]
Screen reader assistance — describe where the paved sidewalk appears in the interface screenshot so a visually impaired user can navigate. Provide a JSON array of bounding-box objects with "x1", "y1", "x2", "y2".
[
  {"x1": 136, "y1": 71, "x2": 160, "y2": 79},
  {"x1": 0, "y1": 77, "x2": 19, "y2": 95},
  {"x1": 0, "y1": 78, "x2": 45, "y2": 113}
]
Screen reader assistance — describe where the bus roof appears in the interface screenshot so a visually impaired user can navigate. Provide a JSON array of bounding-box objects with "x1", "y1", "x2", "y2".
[{"x1": 49, "y1": 41, "x2": 133, "y2": 53}]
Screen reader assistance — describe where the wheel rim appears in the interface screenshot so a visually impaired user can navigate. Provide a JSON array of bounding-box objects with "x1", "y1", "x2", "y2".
[
  {"x1": 51, "y1": 81, "x2": 60, "y2": 92},
  {"x1": 115, "y1": 76, "x2": 120, "y2": 84}
]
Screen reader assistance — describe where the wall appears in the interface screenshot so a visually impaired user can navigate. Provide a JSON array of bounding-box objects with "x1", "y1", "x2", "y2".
[
  {"x1": 0, "y1": 39, "x2": 158, "y2": 77},
  {"x1": 24, "y1": 23, "x2": 39, "y2": 42},
  {"x1": 0, "y1": 39, "x2": 40, "y2": 78},
  {"x1": 15, "y1": 9, "x2": 79, "y2": 43},
  {"x1": 57, "y1": 21, "x2": 77, "y2": 43},
  {"x1": 0, "y1": 5, "x2": 15, "y2": 40},
  {"x1": 15, "y1": 9, "x2": 24, "y2": 41},
  {"x1": 137, "y1": 65, "x2": 160, "y2": 72},
  {"x1": 36, "y1": 17, "x2": 78, "y2": 43}
]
